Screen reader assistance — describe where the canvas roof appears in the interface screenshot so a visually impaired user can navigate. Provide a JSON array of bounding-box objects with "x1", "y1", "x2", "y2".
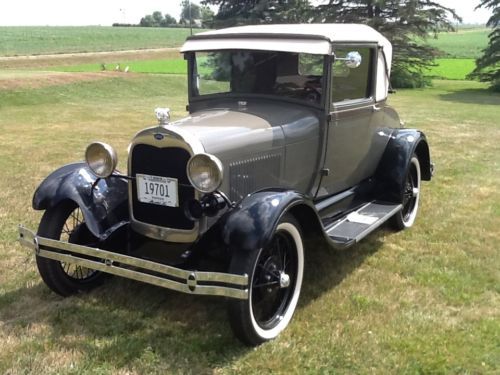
[{"x1": 181, "y1": 23, "x2": 392, "y2": 60}]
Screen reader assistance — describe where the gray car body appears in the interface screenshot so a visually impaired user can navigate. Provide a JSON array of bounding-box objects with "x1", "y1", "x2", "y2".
[{"x1": 133, "y1": 97, "x2": 398, "y2": 205}]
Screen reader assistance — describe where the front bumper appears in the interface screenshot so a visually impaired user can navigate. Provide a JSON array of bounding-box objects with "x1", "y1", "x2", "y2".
[{"x1": 18, "y1": 226, "x2": 249, "y2": 300}]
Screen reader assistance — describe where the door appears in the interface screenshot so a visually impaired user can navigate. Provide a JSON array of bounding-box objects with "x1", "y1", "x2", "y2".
[{"x1": 319, "y1": 46, "x2": 388, "y2": 197}]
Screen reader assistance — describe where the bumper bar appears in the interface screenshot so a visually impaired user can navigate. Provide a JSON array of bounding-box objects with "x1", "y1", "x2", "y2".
[{"x1": 18, "y1": 226, "x2": 248, "y2": 300}]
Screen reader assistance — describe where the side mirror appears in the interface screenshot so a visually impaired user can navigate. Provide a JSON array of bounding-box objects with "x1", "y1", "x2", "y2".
[{"x1": 336, "y1": 51, "x2": 362, "y2": 69}]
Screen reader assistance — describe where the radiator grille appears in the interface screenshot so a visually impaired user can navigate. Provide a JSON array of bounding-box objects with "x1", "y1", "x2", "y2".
[
  {"x1": 229, "y1": 153, "x2": 281, "y2": 201},
  {"x1": 131, "y1": 144, "x2": 195, "y2": 230}
]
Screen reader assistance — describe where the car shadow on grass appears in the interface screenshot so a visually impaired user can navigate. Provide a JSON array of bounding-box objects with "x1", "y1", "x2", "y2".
[
  {"x1": 439, "y1": 88, "x2": 500, "y2": 105},
  {"x1": 301, "y1": 233, "x2": 383, "y2": 306},
  {"x1": 0, "y1": 231, "x2": 385, "y2": 371}
]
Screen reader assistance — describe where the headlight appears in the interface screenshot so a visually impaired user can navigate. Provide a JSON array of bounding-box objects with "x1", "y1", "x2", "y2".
[
  {"x1": 85, "y1": 142, "x2": 118, "y2": 178},
  {"x1": 187, "y1": 153, "x2": 223, "y2": 193}
]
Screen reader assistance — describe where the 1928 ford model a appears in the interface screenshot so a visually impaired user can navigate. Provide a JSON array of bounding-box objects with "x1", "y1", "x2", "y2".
[{"x1": 19, "y1": 24, "x2": 432, "y2": 345}]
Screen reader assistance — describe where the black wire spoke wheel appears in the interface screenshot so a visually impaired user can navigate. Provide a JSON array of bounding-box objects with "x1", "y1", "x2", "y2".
[
  {"x1": 59, "y1": 207, "x2": 99, "y2": 281},
  {"x1": 390, "y1": 155, "x2": 421, "y2": 230},
  {"x1": 251, "y1": 230, "x2": 297, "y2": 329},
  {"x1": 36, "y1": 201, "x2": 106, "y2": 296},
  {"x1": 227, "y1": 214, "x2": 304, "y2": 346}
]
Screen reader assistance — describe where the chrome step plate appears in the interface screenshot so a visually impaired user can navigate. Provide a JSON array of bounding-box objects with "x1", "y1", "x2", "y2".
[{"x1": 326, "y1": 201, "x2": 402, "y2": 245}]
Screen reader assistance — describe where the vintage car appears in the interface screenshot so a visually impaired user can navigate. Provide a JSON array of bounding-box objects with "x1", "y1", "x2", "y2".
[{"x1": 19, "y1": 24, "x2": 432, "y2": 345}]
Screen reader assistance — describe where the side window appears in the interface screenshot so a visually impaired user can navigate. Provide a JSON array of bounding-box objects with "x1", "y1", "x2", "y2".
[{"x1": 331, "y1": 47, "x2": 374, "y2": 104}]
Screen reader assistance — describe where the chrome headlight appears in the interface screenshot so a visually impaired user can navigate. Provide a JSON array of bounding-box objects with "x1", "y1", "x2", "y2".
[
  {"x1": 85, "y1": 142, "x2": 118, "y2": 178},
  {"x1": 187, "y1": 153, "x2": 223, "y2": 193}
]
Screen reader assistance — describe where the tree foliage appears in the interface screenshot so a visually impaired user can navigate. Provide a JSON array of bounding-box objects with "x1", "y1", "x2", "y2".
[
  {"x1": 180, "y1": 0, "x2": 214, "y2": 27},
  {"x1": 201, "y1": 0, "x2": 313, "y2": 27},
  {"x1": 469, "y1": 0, "x2": 499, "y2": 91},
  {"x1": 203, "y1": 0, "x2": 461, "y2": 88},
  {"x1": 315, "y1": 0, "x2": 461, "y2": 88},
  {"x1": 201, "y1": 5, "x2": 216, "y2": 27},
  {"x1": 180, "y1": 0, "x2": 202, "y2": 23},
  {"x1": 139, "y1": 12, "x2": 177, "y2": 27}
]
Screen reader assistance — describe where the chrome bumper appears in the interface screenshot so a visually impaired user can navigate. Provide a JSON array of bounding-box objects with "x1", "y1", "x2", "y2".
[{"x1": 18, "y1": 226, "x2": 248, "y2": 300}]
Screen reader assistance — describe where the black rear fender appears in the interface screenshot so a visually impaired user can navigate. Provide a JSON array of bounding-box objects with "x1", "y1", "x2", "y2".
[
  {"x1": 32, "y1": 162, "x2": 129, "y2": 240},
  {"x1": 375, "y1": 129, "x2": 432, "y2": 203}
]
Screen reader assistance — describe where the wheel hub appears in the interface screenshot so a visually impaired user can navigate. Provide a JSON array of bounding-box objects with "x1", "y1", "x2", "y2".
[{"x1": 279, "y1": 272, "x2": 290, "y2": 288}]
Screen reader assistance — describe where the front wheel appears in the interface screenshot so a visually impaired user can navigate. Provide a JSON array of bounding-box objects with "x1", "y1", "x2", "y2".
[
  {"x1": 227, "y1": 214, "x2": 304, "y2": 346},
  {"x1": 36, "y1": 201, "x2": 106, "y2": 296},
  {"x1": 390, "y1": 155, "x2": 421, "y2": 230}
]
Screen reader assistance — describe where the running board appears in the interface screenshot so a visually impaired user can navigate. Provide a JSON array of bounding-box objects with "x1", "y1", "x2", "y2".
[{"x1": 325, "y1": 201, "x2": 402, "y2": 249}]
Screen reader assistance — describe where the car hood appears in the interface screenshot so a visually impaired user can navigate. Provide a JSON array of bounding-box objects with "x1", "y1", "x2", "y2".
[
  {"x1": 168, "y1": 102, "x2": 320, "y2": 161},
  {"x1": 170, "y1": 109, "x2": 279, "y2": 159}
]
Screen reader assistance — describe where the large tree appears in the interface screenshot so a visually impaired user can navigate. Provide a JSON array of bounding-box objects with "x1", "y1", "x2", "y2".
[
  {"x1": 313, "y1": 0, "x2": 461, "y2": 87},
  {"x1": 202, "y1": 0, "x2": 313, "y2": 27},
  {"x1": 468, "y1": 0, "x2": 499, "y2": 91}
]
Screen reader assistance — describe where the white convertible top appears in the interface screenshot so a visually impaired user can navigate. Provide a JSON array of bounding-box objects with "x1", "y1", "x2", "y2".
[
  {"x1": 181, "y1": 23, "x2": 392, "y2": 62},
  {"x1": 181, "y1": 23, "x2": 393, "y2": 102}
]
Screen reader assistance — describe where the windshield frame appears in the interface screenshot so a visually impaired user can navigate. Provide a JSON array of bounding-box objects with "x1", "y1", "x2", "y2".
[{"x1": 185, "y1": 50, "x2": 329, "y2": 110}]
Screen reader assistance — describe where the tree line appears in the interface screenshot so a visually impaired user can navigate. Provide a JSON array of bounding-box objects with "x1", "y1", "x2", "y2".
[{"x1": 135, "y1": 1, "x2": 214, "y2": 28}]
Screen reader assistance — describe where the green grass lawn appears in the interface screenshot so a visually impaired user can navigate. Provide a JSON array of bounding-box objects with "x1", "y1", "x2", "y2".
[
  {"x1": 0, "y1": 71, "x2": 498, "y2": 373},
  {"x1": 0, "y1": 26, "x2": 206, "y2": 56},
  {"x1": 425, "y1": 58, "x2": 476, "y2": 80},
  {"x1": 53, "y1": 57, "x2": 477, "y2": 80},
  {"x1": 55, "y1": 59, "x2": 187, "y2": 74}
]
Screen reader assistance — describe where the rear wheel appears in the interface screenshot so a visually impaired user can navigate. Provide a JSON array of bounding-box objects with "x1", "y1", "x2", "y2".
[
  {"x1": 390, "y1": 155, "x2": 421, "y2": 230},
  {"x1": 227, "y1": 214, "x2": 304, "y2": 346},
  {"x1": 36, "y1": 201, "x2": 106, "y2": 296}
]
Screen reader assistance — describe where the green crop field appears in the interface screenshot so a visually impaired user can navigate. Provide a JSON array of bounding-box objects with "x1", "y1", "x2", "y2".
[
  {"x1": 427, "y1": 27, "x2": 489, "y2": 59},
  {"x1": 1, "y1": 26, "x2": 491, "y2": 82},
  {"x1": 418, "y1": 27, "x2": 490, "y2": 80},
  {"x1": 0, "y1": 26, "x2": 206, "y2": 56},
  {"x1": 0, "y1": 25, "x2": 489, "y2": 60}
]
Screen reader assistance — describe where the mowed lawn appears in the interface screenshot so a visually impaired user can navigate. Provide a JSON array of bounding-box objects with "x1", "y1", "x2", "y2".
[
  {"x1": 55, "y1": 59, "x2": 187, "y2": 75},
  {"x1": 0, "y1": 70, "x2": 499, "y2": 373}
]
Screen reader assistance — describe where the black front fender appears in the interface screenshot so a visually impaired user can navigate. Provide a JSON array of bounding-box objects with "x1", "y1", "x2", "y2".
[
  {"x1": 197, "y1": 189, "x2": 321, "y2": 258},
  {"x1": 375, "y1": 129, "x2": 432, "y2": 203},
  {"x1": 33, "y1": 162, "x2": 129, "y2": 240}
]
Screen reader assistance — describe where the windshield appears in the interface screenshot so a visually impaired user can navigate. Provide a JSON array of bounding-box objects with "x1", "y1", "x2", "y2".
[{"x1": 191, "y1": 50, "x2": 324, "y2": 105}]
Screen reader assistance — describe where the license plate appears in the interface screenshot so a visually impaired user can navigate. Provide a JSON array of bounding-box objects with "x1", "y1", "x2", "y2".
[{"x1": 136, "y1": 174, "x2": 178, "y2": 207}]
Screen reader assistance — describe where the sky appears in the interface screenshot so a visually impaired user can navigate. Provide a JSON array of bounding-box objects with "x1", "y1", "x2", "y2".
[{"x1": 0, "y1": 0, "x2": 493, "y2": 27}]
